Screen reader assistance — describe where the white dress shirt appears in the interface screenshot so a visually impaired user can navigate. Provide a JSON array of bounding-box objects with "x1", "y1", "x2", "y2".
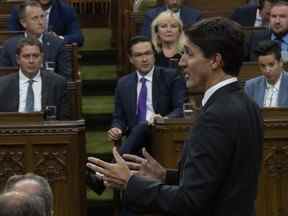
[
  {"x1": 263, "y1": 73, "x2": 282, "y2": 107},
  {"x1": 18, "y1": 70, "x2": 42, "y2": 112},
  {"x1": 136, "y1": 67, "x2": 155, "y2": 121},
  {"x1": 254, "y1": 8, "x2": 263, "y2": 27},
  {"x1": 202, "y1": 77, "x2": 238, "y2": 106}
]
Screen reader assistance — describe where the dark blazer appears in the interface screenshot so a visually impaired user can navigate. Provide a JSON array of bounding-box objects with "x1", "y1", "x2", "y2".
[
  {"x1": 245, "y1": 72, "x2": 288, "y2": 107},
  {"x1": 112, "y1": 67, "x2": 187, "y2": 133},
  {"x1": 230, "y1": 4, "x2": 258, "y2": 27},
  {"x1": 141, "y1": 5, "x2": 201, "y2": 38},
  {"x1": 245, "y1": 27, "x2": 271, "y2": 61},
  {"x1": 0, "y1": 70, "x2": 70, "y2": 120},
  {"x1": 126, "y1": 81, "x2": 263, "y2": 216},
  {"x1": 8, "y1": 0, "x2": 84, "y2": 46},
  {"x1": 0, "y1": 33, "x2": 71, "y2": 79}
]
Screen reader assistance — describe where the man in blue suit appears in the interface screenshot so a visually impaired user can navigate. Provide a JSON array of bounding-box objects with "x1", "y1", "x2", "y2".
[
  {"x1": 8, "y1": 0, "x2": 84, "y2": 46},
  {"x1": 1, "y1": 0, "x2": 71, "y2": 80},
  {"x1": 108, "y1": 35, "x2": 187, "y2": 155},
  {"x1": 245, "y1": 40, "x2": 288, "y2": 107},
  {"x1": 141, "y1": 0, "x2": 201, "y2": 38},
  {"x1": 230, "y1": 0, "x2": 276, "y2": 27}
]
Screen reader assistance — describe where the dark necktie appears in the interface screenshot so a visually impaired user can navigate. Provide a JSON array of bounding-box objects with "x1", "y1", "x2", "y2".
[
  {"x1": 25, "y1": 79, "x2": 34, "y2": 112},
  {"x1": 136, "y1": 77, "x2": 147, "y2": 123}
]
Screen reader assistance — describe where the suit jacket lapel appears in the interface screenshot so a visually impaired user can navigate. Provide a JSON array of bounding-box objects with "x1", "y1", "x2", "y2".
[
  {"x1": 10, "y1": 73, "x2": 19, "y2": 111},
  {"x1": 256, "y1": 77, "x2": 266, "y2": 107},
  {"x1": 152, "y1": 67, "x2": 159, "y2": 113},
  {"x1": 278, "y1": 73, "x2": 288, "y2": 106},
  {"x1": 42, "y1": 34, "x2": 50, "y2": 62},
  {"x1": 129, "y1": 73, "x2": 138, "y2": 123},
  {"x1": 41, "y1": 70, "x2": 49, "y2": 110}
]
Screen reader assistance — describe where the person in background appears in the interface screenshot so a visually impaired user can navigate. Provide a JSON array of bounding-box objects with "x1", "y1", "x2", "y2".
[
  {"x1": 4, "y1": 173, "x2": 53, "y2": 216},
  {"x1": 151, "y1": 10, "x2": 185, "y2": 69},
  {"x1": 8, "y1": 0, "x2": 84, "y2": 46},
  {"x1": 0, "y1": 37, "x2": 70, "y2": 120},
  {"x1": 245, "y1": 40, "x2": 288, "y2": 107},
  {"x1": 0, "y1": 191, "x2": 46, "y2": 216},
  {"x1": 0, "y1": 0, "x2": 71, "y2": 80},
  {"x1": 141, "y1": 0, "x2": 201, "y2": 38},
  {"x1": 231, "y1": 0, "x2": 277, "y2": 27},
  {"x1": 87, "y1": 17, "x2": 263, "y2": 216},
  {"x1": 247, "y1": 1, "x2": 288, "y2": 61},
  {"x1": 86, "y1": 35, "x2": 186, "y2": 197}
]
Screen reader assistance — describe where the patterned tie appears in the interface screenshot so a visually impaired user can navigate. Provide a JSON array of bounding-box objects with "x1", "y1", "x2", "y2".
[
  {"x1": 25, "y1": 79, "x2": 34, "y2": 112},
  {"x1": 136, "y1": 77, "x2": 147, "y2": 123}
]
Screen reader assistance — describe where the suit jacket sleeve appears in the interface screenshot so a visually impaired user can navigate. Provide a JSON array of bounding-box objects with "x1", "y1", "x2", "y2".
[
  {"x1": 61, "y1": 7, "x2": 84, "y2": 46},
  {"x1": 55, "y1": 40, "x2": 72, "y2": 80},
  {"x1": 111, "y1": 81, "x2": 127, "y2": 131},
  {"x1": 165, "y1": 73, "x2": 187, "y2": 118},
  {"x1": 126, "y1": 111, "x2": 234, "y2": 215},
  {"x1": 8, "y1": 7, "x2": 24, "y2": 31},
  {"x1": 141, "y1": 11, "x2": 154, "y2": 38}
]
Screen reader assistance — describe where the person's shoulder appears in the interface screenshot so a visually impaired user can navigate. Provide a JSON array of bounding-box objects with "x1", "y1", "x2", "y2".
[
  {"x1": 0, "y1": 72, "x2": 17, "y2": 84},
  {"x1": 4, "y1": 35, "x2": 23, "y2": 46},
  {"x1": 181, "y1": 5, "x2": 201, "y2": 15},
  {"x1": 43, "y1": 33, "x2": 64, "y2": 45},
  {"x1": 144, "y1": 4, "x2": 165, "y2": 16},
  {"x1": 156, "y1": 66, "x2": 179, "y2": 77},
  {"x1": 42, "y1": 69, "x2": 66, "y2": 83},
  {"x1": 53, "y1": 0, "x2": 74, "y2": 11},
  {"x1": 246, "y1": 75, "x2": 264, "y2": 86},
  {"x1": 117, "y1": 72, "x2": 136, "y2": 86}
]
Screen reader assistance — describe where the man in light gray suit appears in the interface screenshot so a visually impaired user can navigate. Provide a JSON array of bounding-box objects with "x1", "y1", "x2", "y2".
[
  {"x1": 245, "y1": 40, "x2": 288, "y2": 107},
  {"x1": 0, "y1": 0, "x2": 70, "y2": 79}
]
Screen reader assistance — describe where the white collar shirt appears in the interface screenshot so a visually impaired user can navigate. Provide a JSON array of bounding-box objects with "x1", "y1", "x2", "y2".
[
  {"x1": 202, "y1": 77, "x2": 238, "y2": 106},
  {"x1": 18, "y1": 70, "x2": 42, "y2": 112}
]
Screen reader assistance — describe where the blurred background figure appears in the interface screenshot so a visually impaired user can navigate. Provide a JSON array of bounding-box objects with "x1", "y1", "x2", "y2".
[
  {"x1": 4, "y1": 173, "x2": 53, "y2": 216},
  {"x1": 231, "y1": 0, "x2": 277, "y2": 27},
  {"x1": 245, "y1": 40, "x2": 288, "y2": 107},
  {"x1": 0, "y1": 191, "x2": 46, "y2": 216},
  {"x1": 141, "y1": 0, "x2": 201, "y2": 38},
  {"x1": 151, "y1": 11, "x2": 185, "y2": 69},
  {"x1": 8, "y1": 0, "x2": 84, "y2": 46}
]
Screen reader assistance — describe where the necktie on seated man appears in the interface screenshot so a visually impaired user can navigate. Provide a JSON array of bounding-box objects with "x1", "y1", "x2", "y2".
[
  {"x1": 25, "y1": 79, "x2": 34, "y2": 112},
  {"x1": 136, "y1": 77, "x2": 147, "y2": 123}
]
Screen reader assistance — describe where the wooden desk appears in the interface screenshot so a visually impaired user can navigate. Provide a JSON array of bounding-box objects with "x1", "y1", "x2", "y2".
[
  {"x1": 0, "y1": 119, "x2": 86, "y2": 216},
  {"x1": 151, "y1": 108, "x2": 288, "y2": 216}
]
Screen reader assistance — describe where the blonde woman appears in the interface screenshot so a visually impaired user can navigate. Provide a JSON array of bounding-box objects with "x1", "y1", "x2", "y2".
[{"x1": 151, "y1": 10, "x2": 185, "y2": 69}]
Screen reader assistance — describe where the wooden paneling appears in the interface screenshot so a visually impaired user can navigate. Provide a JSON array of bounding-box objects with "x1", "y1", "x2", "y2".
[
  {"x1": 0, "y1": 119, "x2": 86, "y2": 216},
  {"x1": 151, "y1": 108, "x2": 288, "y2": 216}
]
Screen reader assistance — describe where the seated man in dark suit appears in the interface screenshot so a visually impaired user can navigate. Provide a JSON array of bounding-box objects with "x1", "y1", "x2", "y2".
[
  {"x1": 1, "y1": 0, "x2": 71, "y2": 80},
  {"x1": 247, "y1": 1, "x2": 288, "y2": 61},
  {"x1": 8, "y1": 0, "x2": 84, "y2": 46},
  {"x1": 0, "y1": 37, "x2": 70, "y2": 120},
  {"x1": 87, "y1": 17, "x2": 263, "y2": 216},
  {"x1": 108, "y1": 36, "x2": 187, "y2": 155},
  {"x1": 231, "y1": 0, "x2": 276, "y2": 27},
  {"x1": 141, "y1": 0, "x2": 201, "y2": 38},
  {"x1": 245, "y1": 40, "x2": 288, "y2": 107},
  {"x1": 87, "y1": 35, "x2": 186, "y2": 197}
]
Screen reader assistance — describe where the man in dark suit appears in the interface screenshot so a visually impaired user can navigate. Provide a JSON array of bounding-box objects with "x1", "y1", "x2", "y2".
[
  {"x1": 0, "y1": 37, "x2": 69, "y2": 120},
  {"x1": 230, "y1": 0, "x2": 276, "y2": 27},
  {"x1": 8, "y1": 0, "x2": 84, "y2": 46},
  {"x1": 87, "y1": 17, "x2": 263, "y2": 216},
  {"x1": 247, "y1": 1, "x2": 288, "y2": 61},
  {"x1": 141, "y1": 0, "x2": 201, "y2": 38},
  {"x1": 0, "y1": 0, "x2": 71, "y2": 80},
  {"x1": 108, "y1": 35, "x2": 186, "y2": 155}
]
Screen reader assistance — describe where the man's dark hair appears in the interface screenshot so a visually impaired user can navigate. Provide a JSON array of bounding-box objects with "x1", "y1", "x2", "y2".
[
  {"x1": 254, "y1": 40, "x2": 282, "y2": 60},
  {"x1": 259, "y1": 0, "x2": 279, "y2": 9},
  {"x1": 16, "y1": 37, "x2": 43, "y2": 56},
  {"x1": 0, "y1": 191, "x2": 46, "y2": 216},
  {"x1": 128, "y1": 35, "x2": 155, "y2": 56},
  {"x1": 4, "y1": 173, "x2": 53, "y2": 216},
  {"x1": 18, "y1": 0, "x2": 42, "y2": 20},
  {"x1": 184, "y1": 17, "x2": 245, "y2": 76}
]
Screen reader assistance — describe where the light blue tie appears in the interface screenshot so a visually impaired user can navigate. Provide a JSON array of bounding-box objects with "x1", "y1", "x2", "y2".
[{"x1": 25, "y1": 79, "x2": 34, "y2": 112}]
